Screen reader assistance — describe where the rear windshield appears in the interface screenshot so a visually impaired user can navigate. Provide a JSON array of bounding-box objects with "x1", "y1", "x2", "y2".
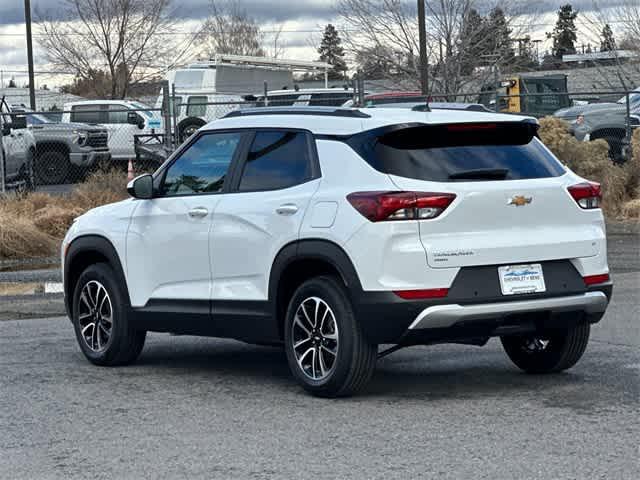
[{"x1": 347, "y1": 123, "x2": 565, "y2": 182}]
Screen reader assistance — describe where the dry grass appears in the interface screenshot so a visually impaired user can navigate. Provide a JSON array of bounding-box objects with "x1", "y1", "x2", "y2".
[
  {"x1": 0, "y1": 168, "x2": 128, "y2": 259},
  {"x1": 538, "y1": 117, "x2": 640, "y2": 218}
]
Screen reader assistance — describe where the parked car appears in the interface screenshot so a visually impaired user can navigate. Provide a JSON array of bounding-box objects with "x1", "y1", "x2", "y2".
[
  {"x1": 62, "y1": 100, "x2": 162, "y2": 162},
  {"x1": 342, "y1": 92, "x2": 491, "y2": 112},
  {"x1": 248, "y1": 87, "x2": 355, "y2": 108},
  {"x1": 1, "y1": 100, "x2": 36, "y2": 191},
  {"x1": 62, "y1": 106, "x2": 612, "y2": 397},
  {"x1": 554, "y1": 88, "x2": 640, "y2": 163},
  {"x1": 11, "y1": 105, "x2": 110, "y2": 185}
]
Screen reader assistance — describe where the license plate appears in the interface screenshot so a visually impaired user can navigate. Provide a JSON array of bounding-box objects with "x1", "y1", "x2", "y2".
[{"x1": 498, "y1": 264, "x2": 546, "y2": 295}]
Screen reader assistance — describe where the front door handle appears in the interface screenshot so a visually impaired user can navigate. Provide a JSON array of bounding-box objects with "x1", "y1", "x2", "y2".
[
  {"x1": 188, "y1": 207, "x2": 209, "y2": 218},
  {"x1": 276, "y1": 204, "x2": 298, "y2": 215}
]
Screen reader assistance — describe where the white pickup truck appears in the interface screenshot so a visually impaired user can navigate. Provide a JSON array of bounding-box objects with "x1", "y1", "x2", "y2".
[
  {"x1": 1, "y1": 100, "x2": 36, "y2": 191},
  {"x1": 62, "y1": 100, "x2": 162, "y2": 161}
]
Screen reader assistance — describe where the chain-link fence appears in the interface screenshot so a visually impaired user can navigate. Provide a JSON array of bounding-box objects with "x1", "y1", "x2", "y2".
[{"x1": 1, "y1": 86, "x2": 639, "y2": 193}]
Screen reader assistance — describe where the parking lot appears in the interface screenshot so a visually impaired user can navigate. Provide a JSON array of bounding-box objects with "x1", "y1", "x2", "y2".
[{"x1": 0, "y1": 227, "x2": 638, "y2": 479}]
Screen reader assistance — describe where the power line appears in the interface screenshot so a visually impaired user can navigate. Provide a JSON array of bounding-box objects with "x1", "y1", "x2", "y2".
[{"x1": 0, "y1": 17, "x2": 636, "y2": 39}]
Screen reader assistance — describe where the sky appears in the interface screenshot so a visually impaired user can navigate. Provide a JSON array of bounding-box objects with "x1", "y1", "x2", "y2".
[{"x1": 0, "y1": 0, "x2": 630, "y2": 89}]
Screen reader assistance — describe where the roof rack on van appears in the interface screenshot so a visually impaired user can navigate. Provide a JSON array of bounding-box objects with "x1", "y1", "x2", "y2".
[{"x1": 223, "y1": 106, "x2": 371, "y2": 119}]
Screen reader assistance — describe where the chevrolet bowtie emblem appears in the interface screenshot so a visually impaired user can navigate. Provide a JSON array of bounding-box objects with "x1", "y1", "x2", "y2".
[{"x1": 508, "y1": 195, "x2": 533, "y2": 206}]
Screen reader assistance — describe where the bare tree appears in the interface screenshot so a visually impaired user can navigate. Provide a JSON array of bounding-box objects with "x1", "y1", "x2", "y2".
[
  {"x1": 37, "y1": 0, "x2": 196, "y2": 99},
  {"x1": 264, "y1": 25, "x2": 287, "y2": 59},
  {"x1": 337, "y1": 0, "x2": 532, "y2": 95},
  {"x1": 581, "y1": 1, "x2": 640, "y2": 90},
  {"x1": 202, "y1": 0, "x2": 265, "y2": 57}
]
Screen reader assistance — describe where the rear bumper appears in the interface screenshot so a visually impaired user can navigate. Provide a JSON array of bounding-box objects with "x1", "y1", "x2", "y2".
[
  {"x1": 409, "y1": 291, "x2": 607, "y2": 330},
  {"x1": 354, "y1": 282, "x2": 612, "y2": 345}
]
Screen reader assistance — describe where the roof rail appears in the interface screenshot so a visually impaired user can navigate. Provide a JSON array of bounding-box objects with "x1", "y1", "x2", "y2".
[{"x1": 223, "y1": 106, "x2": 371, "y2": 119}]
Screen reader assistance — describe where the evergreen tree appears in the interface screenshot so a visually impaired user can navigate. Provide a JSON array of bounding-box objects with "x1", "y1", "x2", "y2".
[
  {"x1": 8, "y1": 78, "x2": 17, "y2": 88},
  {"x1": 459, "y1": 9, "x2": 486, "y2": 75},
  {"x1": 318, "y1": 24, "x2": 348, "y2": 80},
  {"x1": 549, "y1": 4, "x2": 578, "y2": 59},
  {"x1": 600, "y1": 24, "x2": 616, "y2": 52},
  {"x1": 487, "y1": 8, "x2": 514, "y2": 65}
]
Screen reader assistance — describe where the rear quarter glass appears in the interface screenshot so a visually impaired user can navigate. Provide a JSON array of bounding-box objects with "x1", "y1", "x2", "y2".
[{"x1": 347, "y1": 122, "x2": 565, "y2": 182}]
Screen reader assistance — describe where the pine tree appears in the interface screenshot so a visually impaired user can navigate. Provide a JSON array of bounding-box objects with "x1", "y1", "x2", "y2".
[
  {"x1": 549, "y1": 4, "x2": 578, "y2": 59},
  {"x1": 318, "y1": 24, "x2": 348, "y2": 80},
  {"x1": 600, "y1": 24, "x2": 616, "y2": 52},
  {"x1": 459, "y1": 9, "x2": 486, "y2": 75},
  {"x1": 487, "y1": 7, "x2": 514, "y2": 64}
]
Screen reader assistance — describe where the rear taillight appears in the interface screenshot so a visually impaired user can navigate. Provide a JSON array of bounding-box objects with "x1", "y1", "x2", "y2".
[
  {"x1": 583, "y1": 273, "x2": 610, "y2": 286},
  {"x1": 568, "y1": 182, "x2": 601, "y2": 209},
  {"x1": 346, "y1": 191, "x2": 456, "y2": 222}
]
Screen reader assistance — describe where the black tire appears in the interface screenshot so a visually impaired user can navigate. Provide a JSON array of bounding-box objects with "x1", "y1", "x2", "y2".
[
  {"x1": 501, "y1": 323, "x2": 590, "y2": 374},
  {"x1": 72, "y1": 263, "x2": 146, "y2": 366},
  {"x1": 178, "y1": 119, "x2": 206, "y2": 143},
  {"x1": 18, "y1": 148, "x2": 36, "y2": 193},
  {"x1": 35, "y1": 149, "x2": 70, "y2": 185},
  {"x1": 602, "y1": 136, "x2": 624, "y2": 163},
  {"x1": 284, "y1": 276, "x2": 377, "y2": 397}
]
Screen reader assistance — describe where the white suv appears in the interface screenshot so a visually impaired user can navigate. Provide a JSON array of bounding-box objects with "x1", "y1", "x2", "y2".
[{"x1": 62, "y1": 106, "x2": 612, "y2": 397}]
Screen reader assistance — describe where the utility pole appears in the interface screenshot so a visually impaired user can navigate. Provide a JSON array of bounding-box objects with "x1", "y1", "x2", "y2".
[
  {"x1": 24, "y1": 0, "x2": 36, "y2": 110},
  {"x1": 417, "y1": 0, "x2": 428, "y2": 96}
]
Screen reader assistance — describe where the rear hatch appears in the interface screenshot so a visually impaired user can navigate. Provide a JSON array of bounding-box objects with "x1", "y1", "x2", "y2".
[{"x1": 351, "y1": 121, "x2": 602, "y2": 269}]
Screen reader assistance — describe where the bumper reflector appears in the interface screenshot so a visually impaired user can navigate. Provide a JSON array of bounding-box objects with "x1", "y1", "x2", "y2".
[
  {"x1": 393, "y1": 288, "x2": 449, "y2": 300},
  {"x1": 583, "y1": 273, "x2": 610, "y2": 286}
]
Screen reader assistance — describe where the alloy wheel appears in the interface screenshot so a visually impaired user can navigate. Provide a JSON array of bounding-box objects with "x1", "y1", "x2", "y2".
[
  {"x1": 78, "y1": 280, "x2": 113, "y2": 353},
  {"x1": 522, "y1": 337, "x2": 551, "y2": 352},
  {"x1": 291, "y1": 296, "x2": 339, "y2": 381}
]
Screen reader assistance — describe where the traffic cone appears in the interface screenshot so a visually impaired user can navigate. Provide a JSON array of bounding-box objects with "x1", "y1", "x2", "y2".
[{"x1": 127, "y1": 159, "x2": 134, "y2": 181}]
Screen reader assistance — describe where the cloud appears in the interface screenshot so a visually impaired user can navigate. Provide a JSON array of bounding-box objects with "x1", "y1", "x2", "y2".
[{"x1": 1, "y1": 0, "x2": 336, "y2": 26}]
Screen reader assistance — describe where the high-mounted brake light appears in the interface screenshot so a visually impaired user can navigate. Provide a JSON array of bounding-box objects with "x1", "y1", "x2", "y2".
[
  {"x1": 568, "y1": 182, "x2": 601, "y2": 209},
  {"x1": 346, "y1": 191, "x2": 456, "y2": 222},
  {"x1": 446, "y1": 123, "x2": 497, "y2": 132}
]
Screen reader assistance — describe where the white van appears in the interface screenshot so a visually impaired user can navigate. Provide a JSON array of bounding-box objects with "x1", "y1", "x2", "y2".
[
  {"x1": 158, "y1": 54, "x2": 332, "y2": 141},
  {"x1": 62, "y1": 100, "x2": 162, "y2": 161}
]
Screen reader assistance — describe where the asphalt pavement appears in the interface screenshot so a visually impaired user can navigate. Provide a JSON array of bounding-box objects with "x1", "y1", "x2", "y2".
[{"x1": 0, "y1": 224, "x2": 638, "y2": 479}]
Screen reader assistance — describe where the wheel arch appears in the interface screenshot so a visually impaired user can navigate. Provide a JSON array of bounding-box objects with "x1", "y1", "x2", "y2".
[
  {"x1": 35, "y1": 140, "x2": 70, "y2": 158},
  {"x1": 269, "y1": 239, "x2": 363, "y2": 340},
  {"x1": 64, "y1": 235, "x2": 130, "y2": 318}
]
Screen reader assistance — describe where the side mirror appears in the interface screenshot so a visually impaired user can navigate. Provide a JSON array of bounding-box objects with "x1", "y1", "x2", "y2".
[
  {"x1": 127, "y1": 111, "x2": 145, "y2": 129},
  {"x1": 10, "y1": 115, "x2": 27, "y2": 130},
  {"x1": 127, "y1": 174, "x2": 154, "y2": 199},
  {"x1": 1, "y1": 123, "x2": 10, "y2": 136}
]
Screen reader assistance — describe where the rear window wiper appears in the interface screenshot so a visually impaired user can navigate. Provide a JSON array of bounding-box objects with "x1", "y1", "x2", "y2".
[{"x1": 449, "y1": 168, "x2": 509, "y2": 180}]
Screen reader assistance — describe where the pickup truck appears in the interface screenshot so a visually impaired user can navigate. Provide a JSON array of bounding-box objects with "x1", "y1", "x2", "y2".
[
  {"x1": 11, "y1": 106, "x2": 111, "y2": 185},
  {"x1": 554, "y1": 88, "x2": 640, "y2": 163},
  {"x1": 1, "y1": 100, "x2": 36, "y2": 191},
  {"x1": 62, "y1": 100, "x2": 162, "y2": 162}
]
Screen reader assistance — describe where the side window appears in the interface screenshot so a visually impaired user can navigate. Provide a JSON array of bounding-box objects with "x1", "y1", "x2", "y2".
[
  {"x1": 309, "y1": 92, "x2": 351, "y2": 106},
  {"x1": 186, "y1": 96, "x2": 207, "y2": 117},
  {"x1": 71, "y1": 105, "x2": 104, "y2": 123},
  {"x1": 238, "y1": 131, "x2": 313, "y2": 191},
  {"x1": 265, "y1": 94, "x2": 299, "y2": 106},
  {"x1": 161, "y1": 132, "x2": 241, "y2": 196},
  {"x1": 107, "y1": 104, "x2": 129, "y2": 124}
]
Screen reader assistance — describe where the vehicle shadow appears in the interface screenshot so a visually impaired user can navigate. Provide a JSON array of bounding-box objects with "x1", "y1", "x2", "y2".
[{"x1": 133, "y1": 337, "x2": 594, "y2": 401}]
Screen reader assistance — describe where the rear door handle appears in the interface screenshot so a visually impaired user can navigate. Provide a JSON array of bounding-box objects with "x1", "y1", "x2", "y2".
[
  {"x1": 188, "y1": 207, "x2": 209, "y2": 218},
  {"x1": 276, "y1": 204, "x2": 298, "y2": 215}
]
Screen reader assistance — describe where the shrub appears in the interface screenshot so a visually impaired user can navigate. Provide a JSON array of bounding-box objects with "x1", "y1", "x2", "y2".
[
  {"x1": 0, "y1": 169, "x2": 128, "y2": 259},
  {"x1": 538, "y1": 117, "x2": 638, "y2": 217}
]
